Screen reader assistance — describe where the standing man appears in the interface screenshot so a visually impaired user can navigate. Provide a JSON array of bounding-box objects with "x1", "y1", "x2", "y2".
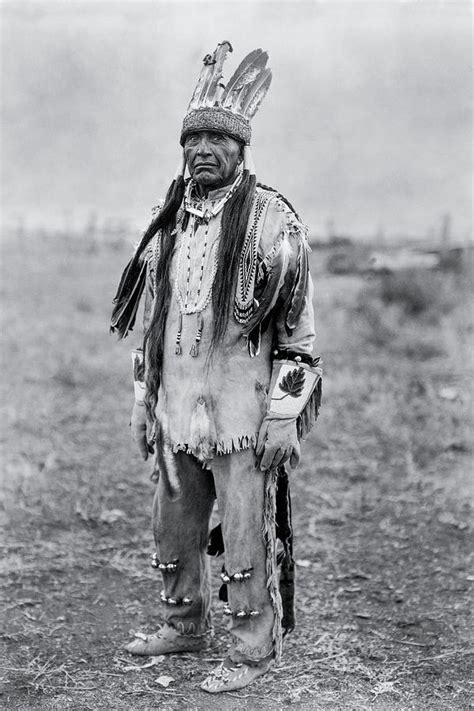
[{"x1": 111, "y1": 41, "x2": 321, "y2": 693}]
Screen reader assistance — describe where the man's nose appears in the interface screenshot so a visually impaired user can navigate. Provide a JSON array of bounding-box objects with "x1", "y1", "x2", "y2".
[{"x1": 196, "y1": 136, "x2": 212, "y2": 155}]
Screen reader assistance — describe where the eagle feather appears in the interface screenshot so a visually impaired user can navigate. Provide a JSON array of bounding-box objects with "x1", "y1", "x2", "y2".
[
  {"x1": 222, "y1": 49, "x2": 268, "y2": 111},
  {"x1": 200, "y1": 40, "x2": 233, "y2": 107},
  {"x1": 241, "y1": 68, "x2": 272, "y2": 119}
]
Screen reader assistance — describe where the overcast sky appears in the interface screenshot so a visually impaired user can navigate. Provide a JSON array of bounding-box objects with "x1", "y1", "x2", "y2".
[{"x1": 1, "y1": 0, "x2": 472, "y2": 239}]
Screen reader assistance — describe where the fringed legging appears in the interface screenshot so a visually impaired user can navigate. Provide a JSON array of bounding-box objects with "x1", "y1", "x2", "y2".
[{"x1": 152, "y1": 448, "x2": 281, "y2": 664}]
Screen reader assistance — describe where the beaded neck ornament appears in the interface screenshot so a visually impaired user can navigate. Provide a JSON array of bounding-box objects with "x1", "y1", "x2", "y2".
[
  {"x1": 183, "y1": 171, "x2": 243, "y2": 223},
  {"x1": 172, "y1": 171, "x2": 245, "y2": 356}
]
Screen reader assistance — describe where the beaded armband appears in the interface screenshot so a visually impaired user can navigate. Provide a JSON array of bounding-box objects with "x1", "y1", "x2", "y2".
[
  {"x1": 131, "y1": 348, "x2": 146, "y2": 405},
  {"x1": 268, "y1": 355, "x2": 322, "y2": 420}
]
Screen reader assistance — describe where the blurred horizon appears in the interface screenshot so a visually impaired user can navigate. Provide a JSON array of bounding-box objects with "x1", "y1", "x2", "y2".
[{"x1": 1, "y1": 0, "x2": 472, "y2": 241}]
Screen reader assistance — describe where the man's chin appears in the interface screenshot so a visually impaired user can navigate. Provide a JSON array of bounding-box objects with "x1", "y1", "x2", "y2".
[{"x1": 194, "y1": 170, "x2": 218, "y2": 185}]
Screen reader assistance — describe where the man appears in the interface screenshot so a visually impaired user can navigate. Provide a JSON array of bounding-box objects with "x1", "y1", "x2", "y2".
[{"x1": 111, "y1": 41, "x2": 321, "y2": 693}]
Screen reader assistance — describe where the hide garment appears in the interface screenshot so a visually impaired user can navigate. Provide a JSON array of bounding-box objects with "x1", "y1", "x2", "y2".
[{"x1": 143, "y1": 183, "x2": 315, "y2": 464}]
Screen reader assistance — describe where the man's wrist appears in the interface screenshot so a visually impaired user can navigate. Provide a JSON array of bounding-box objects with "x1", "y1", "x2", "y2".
[
  {"x1": 267, "y1": 357, "x2": 322, "y2": 419},
  {"x1": 272, "y1": 349, "x2": 321, "y2": 368}
]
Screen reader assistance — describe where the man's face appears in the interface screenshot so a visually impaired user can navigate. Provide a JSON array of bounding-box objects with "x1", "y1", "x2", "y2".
[{"x1": 184, "y1": 131, "x2": 243, "y2": 191}]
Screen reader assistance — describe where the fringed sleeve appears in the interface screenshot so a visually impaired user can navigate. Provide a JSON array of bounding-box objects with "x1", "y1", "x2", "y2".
[
  {"x1": 240, "y1": 237, "x2": 290, "y2": 339},
  {"x1": 142, "y1": 233, "x2": 161, "y2": 332},
  {"x1": 271, "y1": 196, "x2": 315, "y2": 354},
  {"x1": 239, "y1": 192, "x2": 316, "y2": 358},
  {"x1": 110, "y1": 203, "x2": 163, "y2": 339},
  {"x1": 110, "y1": 256, "x2": 147, "y2": 339},
  {"x1": 267, "y1": 197, "x2": 322, "y2": 439}
]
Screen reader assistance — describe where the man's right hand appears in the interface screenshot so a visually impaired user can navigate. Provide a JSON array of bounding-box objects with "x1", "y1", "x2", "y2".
[{"x1": 130, "y1": 402, "x2": 151, "y2": 461}]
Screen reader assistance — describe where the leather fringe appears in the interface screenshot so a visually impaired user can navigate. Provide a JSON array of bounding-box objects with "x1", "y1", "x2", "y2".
[
  {"x1": 263, "y1": 467, "x2": 283, "y2": 662},
  {"x1": 241, "y1": 234, "x2": 290, "y2": 341},
  {"x1": 170, "y1": 433, "x2": 258, "y2": 458},
  {"x1": 285, "y1": 238, "x2": 310, "y2": 334},
  {"x1": 296, "y1": 377, "x2": 322, "y2": 440},
  {"x1": 110, "y1": 256, "x2": 147, "y2": 338},
  {"x1": 241, "y1": 196, "x2": 310, "y2": 353}
]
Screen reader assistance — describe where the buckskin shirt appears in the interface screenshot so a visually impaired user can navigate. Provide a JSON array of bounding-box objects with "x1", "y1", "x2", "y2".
[{"x1": 143, "y1": 181, "x2": 315, "y2": 463}]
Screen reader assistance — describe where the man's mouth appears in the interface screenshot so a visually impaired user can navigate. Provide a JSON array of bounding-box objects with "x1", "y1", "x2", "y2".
[{"x1": 194, "y1": 163, "x2": 217, "y2": 170}]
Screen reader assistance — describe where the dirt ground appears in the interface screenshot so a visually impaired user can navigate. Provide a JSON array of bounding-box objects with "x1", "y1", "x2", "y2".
[{"x1": 1, "y1": 228, "x2": 472, "y2": 710}]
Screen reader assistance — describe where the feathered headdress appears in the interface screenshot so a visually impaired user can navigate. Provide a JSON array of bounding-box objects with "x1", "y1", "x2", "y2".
[{"x1": 180, "y1": 41, "x2": 272, "y2": 146}]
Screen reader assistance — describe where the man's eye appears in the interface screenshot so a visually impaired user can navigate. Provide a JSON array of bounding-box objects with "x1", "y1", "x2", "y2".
[{"x1": 209, "y1": 134, "x2": 224, "y2": 143}]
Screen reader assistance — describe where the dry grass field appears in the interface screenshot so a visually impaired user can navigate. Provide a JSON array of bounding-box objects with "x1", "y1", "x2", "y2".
[{"x1": 1, "y1": 226, "x2": 472, "y2": 710}]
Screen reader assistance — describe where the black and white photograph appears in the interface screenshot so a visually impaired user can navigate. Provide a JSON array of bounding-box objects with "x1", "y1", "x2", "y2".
[{"x1": 1, "y1": 1, "x2": 472, "y2": 708}]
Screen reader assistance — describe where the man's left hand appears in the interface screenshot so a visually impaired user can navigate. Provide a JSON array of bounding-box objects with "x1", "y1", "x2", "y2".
[{"x1": 256, "y1": 417, "x2": 300, "y2": 471}]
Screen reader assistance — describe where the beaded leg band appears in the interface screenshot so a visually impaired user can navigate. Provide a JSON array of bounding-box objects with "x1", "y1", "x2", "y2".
[
  {"x1": 220, "y1": 566, "x2": 253, "y2": 583},
  {"x1": 223, "y1": 605, "x2": 261, "y2": 618},
  {"x1": 160, "y1": 590, "x2": 193, "y2": 606},
  {"x1": 151, "y1": 553, "x2": 178, "y2": 572}
]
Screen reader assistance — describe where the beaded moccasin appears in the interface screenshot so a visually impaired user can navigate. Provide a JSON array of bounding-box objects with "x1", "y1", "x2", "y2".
[
  {"x1": 125, "y1": 624, "x2": 212, "y2": 656},
  {"x1": 200, "y1": 655, "x2": 272, "y2": 693}
]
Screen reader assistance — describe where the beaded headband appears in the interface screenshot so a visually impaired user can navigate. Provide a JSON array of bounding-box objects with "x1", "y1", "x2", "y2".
[{"x1": 180, "y1": 41, "x2": 272, "y2": 146}]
